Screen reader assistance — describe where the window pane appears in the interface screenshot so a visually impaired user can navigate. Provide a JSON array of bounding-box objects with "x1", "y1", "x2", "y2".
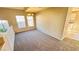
[
  {"x1": 0, "y1": 20, "x2": 9, "y2": 32},
  {"x1": 27, "y1": 16, "x2": 34, "y2": 27},
  {"x1": 16, "y1": 16, "x2": 26, "y2": 28},
  {"x1": 0, "y1": 21, "x2": 4, "y2": 31}
]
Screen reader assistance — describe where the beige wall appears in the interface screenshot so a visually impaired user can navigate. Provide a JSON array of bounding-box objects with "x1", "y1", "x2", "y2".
[
  {"x1": 0, "y1": 8, "x2": 35, "y2": 33},
  {"x1": 36, "y1": 8, "x2": 68, "y2": 40}
]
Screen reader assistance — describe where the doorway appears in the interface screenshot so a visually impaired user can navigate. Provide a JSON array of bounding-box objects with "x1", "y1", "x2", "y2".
[{"x1": 62, "y1": 7, "x2": 79, "y2": 41}]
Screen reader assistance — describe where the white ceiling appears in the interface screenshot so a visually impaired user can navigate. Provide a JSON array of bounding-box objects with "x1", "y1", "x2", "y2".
[
  {"x1": 25, "y1": 7, "x2": 47, "y2": 13},
  {"x1": 6, "y1": 7, "x2": 47, "y2": 13},
  {"x1": 7, "y1": 7, "x2": 25, "y2": 10}
]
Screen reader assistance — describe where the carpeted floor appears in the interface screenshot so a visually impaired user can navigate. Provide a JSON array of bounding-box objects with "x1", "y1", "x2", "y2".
[{"x1": 14, "y1": 30, "x2": 79, "y2": 51}]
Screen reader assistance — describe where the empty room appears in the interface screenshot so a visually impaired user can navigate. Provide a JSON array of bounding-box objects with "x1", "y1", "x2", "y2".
[{"x1": 0, "y1": 7, "x2": 79, "y2": 51}]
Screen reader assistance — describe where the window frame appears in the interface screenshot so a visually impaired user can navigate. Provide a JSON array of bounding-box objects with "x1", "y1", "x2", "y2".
[
  {"x1": 26, "y1": 15, "x2": 34, "y2": 27},
  {"x1": 16, "y1": 15, "x2": 26, "y2": 29}
]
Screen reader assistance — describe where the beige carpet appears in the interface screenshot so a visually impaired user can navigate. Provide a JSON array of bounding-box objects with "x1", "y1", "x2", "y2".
[{"x1": 14, "y1": 30, "x2": 79, "y2": 51}]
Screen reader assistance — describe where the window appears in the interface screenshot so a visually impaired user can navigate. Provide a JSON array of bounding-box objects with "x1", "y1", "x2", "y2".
[
  {"x1": 16, "y1": 16, "x2": 26, "y2": 28},
  {"x1": 0, "y1": 20, "x2": 9, "y2": 32},
  {"x1": 27, "y1": 15, "x2": 34, "y2": 27}
]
